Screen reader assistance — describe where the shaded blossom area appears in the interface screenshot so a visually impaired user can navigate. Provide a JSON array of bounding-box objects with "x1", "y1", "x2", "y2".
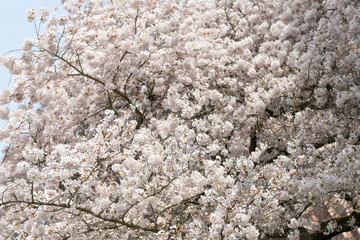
[{"x1": 0, "y1": 0, "x2": 359, "y2": 239}]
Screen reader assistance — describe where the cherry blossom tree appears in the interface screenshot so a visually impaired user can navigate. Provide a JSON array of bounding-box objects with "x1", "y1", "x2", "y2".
[{"x1": 0, "y1": 0, "x2": 359, "y2": 239}]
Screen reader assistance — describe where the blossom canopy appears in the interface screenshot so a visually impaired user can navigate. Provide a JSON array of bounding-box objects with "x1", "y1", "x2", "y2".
[{"x1": 0, "y1": 0, "x2": 359, "y2": 239}]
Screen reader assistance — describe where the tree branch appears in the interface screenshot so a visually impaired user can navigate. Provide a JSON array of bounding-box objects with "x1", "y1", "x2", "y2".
[
  {"x1": 134, "y1": 8, "x2": 139, "y2": 35},
  {"x1": 265, "y1": 211, "x2": 360, "y2": 240},
  {"x1": 0, "y1": 199, "x2": 159, "y2": 233},
  {"x1": 310, "y1": 211, "x2": 360, "y2": 240},
  {"x1": 47, "y1": 50, "x2": 145, "y2": 129}
]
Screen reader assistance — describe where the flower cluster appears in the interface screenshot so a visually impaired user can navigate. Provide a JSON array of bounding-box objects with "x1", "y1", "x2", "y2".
[{"x1": 0, "y1": 0, "x2": 359, "y2": 239}]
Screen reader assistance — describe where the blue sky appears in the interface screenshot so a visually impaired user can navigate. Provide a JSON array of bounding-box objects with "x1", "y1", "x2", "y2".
[
  {"x1": 0, "y1": 1, "x2": 61, "y2": 90},
  {"x1": 0, "y1": 1, "x2": 62, "y2": 152}
]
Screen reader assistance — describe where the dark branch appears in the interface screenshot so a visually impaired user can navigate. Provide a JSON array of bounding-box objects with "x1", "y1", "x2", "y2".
[
  {"x1": 0, "y1": 199, "x2": 159, "y2": 233},
  {"x1": 310, "y1": 211, "x2": 360, "y2": 240},
  {"x1": 265, "y1": 211, "x2": 360, "y2": 240},
  {"x1": 249, "y1": 129, "x2": 257, "y2": 154},
  {"x1": 47, "y1": 50, "x2": 145, "y2": 129},
  {"x1": 134, "y1": 8, "x2": 139, "y2": 35}
]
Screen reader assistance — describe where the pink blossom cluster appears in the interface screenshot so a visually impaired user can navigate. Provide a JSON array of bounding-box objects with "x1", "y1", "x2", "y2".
[{"x1": 0, "y1": 0, "x2": 359, "y2": 239}]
